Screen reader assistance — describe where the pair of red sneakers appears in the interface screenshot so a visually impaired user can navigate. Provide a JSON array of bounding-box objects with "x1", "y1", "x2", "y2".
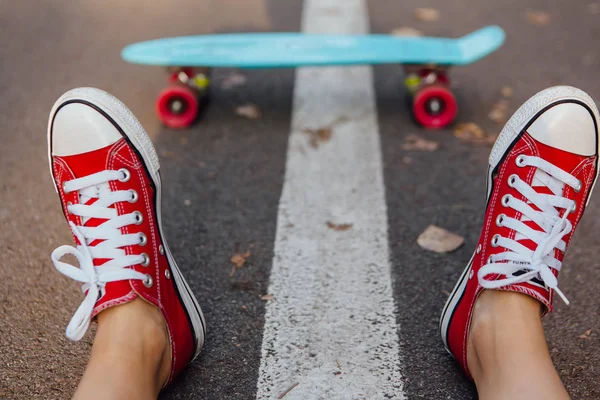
[{"x1": 47, "y1": 86, "x2": 599, "y2": 387}]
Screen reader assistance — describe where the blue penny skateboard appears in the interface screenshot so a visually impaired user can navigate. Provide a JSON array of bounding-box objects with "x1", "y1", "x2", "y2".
[{"x1": 122, "y1": 26, "x2": 505, "y2": 129}]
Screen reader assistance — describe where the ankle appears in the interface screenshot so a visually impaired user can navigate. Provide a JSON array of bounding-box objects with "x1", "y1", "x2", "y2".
[
  {"x1": 467, "y1": 290, "x2": 543, "y2": 380},
  {"x1": 466, "y1": 290, "x2": 570, "y2": 399},
  {"x1": 94, "y1": 298, "x2": 172, "y2": 387}
]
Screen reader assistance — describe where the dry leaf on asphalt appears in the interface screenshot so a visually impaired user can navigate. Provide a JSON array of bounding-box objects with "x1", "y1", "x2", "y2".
[
  {"x1": 230, "y1": 251, "x2": 251, "y2": 269},
  {"x1": 221, "y1": 72, "x2": 248, "y2": 89},
  {"x1": 527, "y1": 11, "x2": 551, "y2": 26},
  {"x1": 488, "y1": 99, "x2": 510, "y2": 124},
  {"x1": 454, "y1": 122, "x2": 485, "y2": 140},
  {"x1": 304, "y1": 127, "x2": 333, "y2": 148},
  {"x1": 417, "y1": 225, "x2": 464, "y2": 253},
  {"x1": 235, "y1": 103, "x2": 262, "y2": 120},
  {"x1": 260, "y1": 294, "x2": 274, "y2": 301},
  {"x1": 390, "y1": 26, "x2": 423, "y2": 37},
  {"x1": 402, "y1": 134, "x2": 439, "y2": 151},
  {"x1": 453, "y1": 122, "x2": 499, "y2": 146},
  {"x1": 580, "y1": 329, "x2": 592, "y2": 339},
  {"x1": 414, "y1": 8, "x2": 440, "y2": 22},
  {"x1": 500, "y1": 86, "x2": 513, "y2": 98},
  {"x1": 326, "y1": 221, "x2": 353, "y2": 231}
]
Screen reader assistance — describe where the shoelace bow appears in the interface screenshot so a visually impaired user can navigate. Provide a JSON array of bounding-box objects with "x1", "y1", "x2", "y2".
[
  {"x1": 51, "y1": 169, "x2": 149, "y2": 341},
  {"x1": 478, "y1": 155, "x2": 582, "y2": 305}
]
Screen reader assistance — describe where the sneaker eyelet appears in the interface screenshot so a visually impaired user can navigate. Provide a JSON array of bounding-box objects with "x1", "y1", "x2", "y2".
[
  {"x1": 570, "y1": 202, "x2": 577, "y2": 213},
  {"x1": 496, "y1": 214, "x2": 505, "y2": 227},
  {"x1": 159, "y1": 245, "x2": 165, "y2": 255},
  {"x1": 501, "y1": 194, "x2": 511, "y2": 207},
  {"x1": 143, "y1": 274, "x2": 153, "y2": 288},
  {"x1": 515, "y1": 155, "x2": 526, "y2": 167},
  {"x1": 138, "y1": 233, "x2": 147, "y2": 246},
  {"x1": 118, "y1": 168, "x2": 131, "y2": 182},
  {"x1": 133, "y1": 211, "x2": 144, "y2": 225},
  {"x1": 476, "y1": 244, "x2": 482, "y2": 254},
  {"x1": 62, "y1": 182, "x2": 71, "y2": 194},
  {"x1": 574, "y1": 180, "x2": 582, "y2": 193},
  {"x1": 129, "y1": 190, "x2": 139, "y2": 203},
  {"x1": 469, "y1": 269, "x2": 474, "y2": 279},
  {"x1": 164, "y1": 269, "x2": 171, "y2": 280},
  {"x1": 141, "y1": 253, "x2": 150, "y2": 267},
  {"x1": 491, "y1": 234, "x2": 500, "y2": 247},
  {"x1": 487, "y1": 255, "x2": 494, "y2": 264},
  {"x1": 507, "y1": 174, "x2": 518, "y2": 188}
]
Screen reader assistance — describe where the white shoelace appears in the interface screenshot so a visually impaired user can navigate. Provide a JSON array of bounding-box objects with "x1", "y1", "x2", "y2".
[
  {"x1": 51, "y1": 169, "x2": 150, "y2": 341},
  {"x1": 478, "y1": 155, "x2": 582, "y2": 305}
]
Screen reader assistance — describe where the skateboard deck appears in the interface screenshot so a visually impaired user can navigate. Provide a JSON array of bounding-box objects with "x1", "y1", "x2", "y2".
[{"x1": 122, "y1": 26, "x2": 504, "y2": 68}]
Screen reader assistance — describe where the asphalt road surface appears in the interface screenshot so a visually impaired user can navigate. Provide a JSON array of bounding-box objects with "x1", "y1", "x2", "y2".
[{"x1": 1, "y1": 0, "x2": 600, "y2": 399}]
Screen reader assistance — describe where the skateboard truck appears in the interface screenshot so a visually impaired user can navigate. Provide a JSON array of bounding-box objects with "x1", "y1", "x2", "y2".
[
  {"x1": 156, "y1": 67, "x2": 212, "y2": 129},
  {"x1": 156, "y1": 64, "x2": 457, "y2": 130},
  {"x1": 403, "y1": 65, "x2": 456, "y2": 129},
  {"x1": 156, "y1": 64, "x2": 459, "y2": 130}
]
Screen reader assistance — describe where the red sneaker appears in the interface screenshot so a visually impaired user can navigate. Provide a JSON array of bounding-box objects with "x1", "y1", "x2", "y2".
[
  {"x1": 48, "y1": 88, "x2": 205, "y2": 384},
  {"x1": 440, "y1": 86, "x2": 600, "y2": 378}
]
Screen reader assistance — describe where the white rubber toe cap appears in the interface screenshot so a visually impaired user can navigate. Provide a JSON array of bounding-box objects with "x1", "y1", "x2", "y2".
[
  {"x1": 51, "y1": 103, "x2": 122, "y2": 157},
  {"x1": 528, "y1": 102, "x2": 598, "y2": 156}
]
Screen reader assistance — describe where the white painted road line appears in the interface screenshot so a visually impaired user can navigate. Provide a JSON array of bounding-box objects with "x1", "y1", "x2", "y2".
[{"x1": 256, "y1": 1, "x2": 405, "y2": 399}]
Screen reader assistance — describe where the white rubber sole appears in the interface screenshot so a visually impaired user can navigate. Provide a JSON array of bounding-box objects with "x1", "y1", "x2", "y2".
[
  {"x1": 47, "y1": 87, "x2": 206, "y2": 358},
  {"x1": 439, "y1": 85, "x2": 600, "y2": 351}
]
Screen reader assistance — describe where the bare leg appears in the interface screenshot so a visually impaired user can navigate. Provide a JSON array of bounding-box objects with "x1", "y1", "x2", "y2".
[
  {"x1": 467, "y1": 290, "x2": 570, "y2": 400},
  {"x1": 73, "y1": 299, "x2": 172, "y2": 400}
]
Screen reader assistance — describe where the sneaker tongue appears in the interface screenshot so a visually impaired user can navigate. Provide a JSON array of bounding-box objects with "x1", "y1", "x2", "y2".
[
  {"x1": 515, "y1": 133, "x2": 587, "y2": 248},
  {"x1": 59, "y1": 141, "x2": 120, "y2": 178},
  {"x1": 82, "y1": 192, "x2": 115, "y2": 267},
  {"x1": 60, "y1": 142, "x2": 121, "y2": 266},
  {"x1": 514, "y1": 171, "x2": 561, "y2": 245},
  {"x1": 525, "y1": 132, "x2": 588, "y2": 172}
]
